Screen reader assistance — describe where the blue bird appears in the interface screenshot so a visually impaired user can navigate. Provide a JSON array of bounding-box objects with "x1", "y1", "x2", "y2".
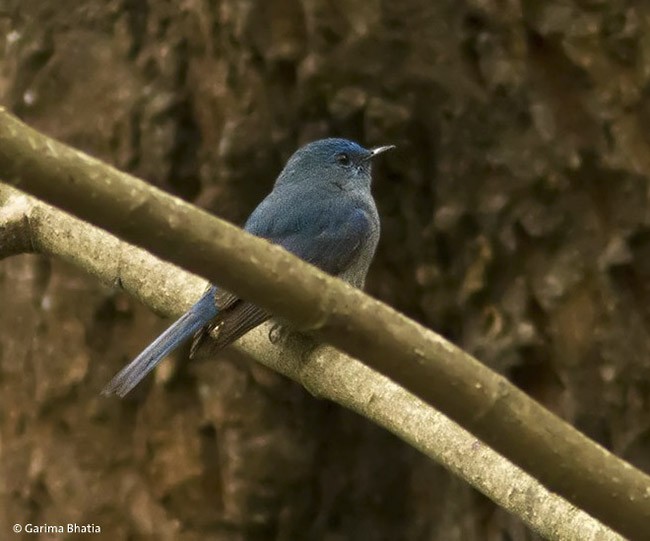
[{"x1": 102, "y1": 138, "x2": 394, "y2": 397}]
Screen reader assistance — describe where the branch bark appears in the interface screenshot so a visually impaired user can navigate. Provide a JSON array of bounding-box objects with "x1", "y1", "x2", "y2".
[
  {"x1": 0, "y1": 108, "x2": 648, "y2": 538},
  {"x1": 0, "y1": 183, "x2": 623, "y2": 541}
]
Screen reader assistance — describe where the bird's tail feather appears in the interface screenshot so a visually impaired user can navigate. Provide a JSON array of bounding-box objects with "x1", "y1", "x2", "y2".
[{"x1": 102, "y1": 292, "x2": 217, "y2": 398}]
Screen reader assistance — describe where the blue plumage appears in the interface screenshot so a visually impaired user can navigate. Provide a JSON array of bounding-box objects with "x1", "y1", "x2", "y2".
[{"x1": 102, "y1": 138, "x2": 393, "y2": 397}]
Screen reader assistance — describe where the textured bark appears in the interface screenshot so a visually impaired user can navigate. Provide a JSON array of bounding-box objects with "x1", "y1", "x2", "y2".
[
  {"x1": 1, "y1": 110, "x2": 648, "y2": 538},
  {"x1": 2, "y1": 1, "x2": 650, "y2": 540},
  {"x1": 0, "y1": 185, "x2": 623, "y2": 541}
]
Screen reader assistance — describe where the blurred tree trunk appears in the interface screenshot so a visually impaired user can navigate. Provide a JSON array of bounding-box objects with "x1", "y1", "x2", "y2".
[{"x1": 2, "y1": 1, "x2": 649, "y2": 540}]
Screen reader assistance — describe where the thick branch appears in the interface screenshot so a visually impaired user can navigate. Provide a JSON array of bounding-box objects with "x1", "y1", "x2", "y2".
[
  {"x1": 0, "y1": 184, "x2": 623, "y2": 541},
  {"x1": 0, "y1": 109, "x2": 648, "y2": 538}
]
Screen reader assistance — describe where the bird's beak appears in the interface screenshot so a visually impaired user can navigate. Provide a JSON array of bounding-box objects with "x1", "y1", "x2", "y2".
[
  {"x1": 371, "y1": 145, "x2": 396, "y2": 158},
  {"x1": 362, "y1": 145, "x2": 396, "y2": 162}
]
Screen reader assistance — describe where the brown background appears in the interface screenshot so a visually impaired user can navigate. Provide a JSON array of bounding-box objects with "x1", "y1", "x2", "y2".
[{"x1": 2, "y1": 1, "x2": 650, "y2": 539}]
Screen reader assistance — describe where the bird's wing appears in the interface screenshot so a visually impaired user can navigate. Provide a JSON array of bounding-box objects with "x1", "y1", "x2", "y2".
[
  {"x1": 246, "y1": 192, "x2": 374, "y2": 275},
  {"x1": 192, "y1": 193, "x2": 374, "y2": 354}
]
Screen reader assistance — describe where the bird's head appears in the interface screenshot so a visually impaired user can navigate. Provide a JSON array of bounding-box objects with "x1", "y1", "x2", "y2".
[{"x1": 275, "y1": 138, "x2": 395, "y2": 192}]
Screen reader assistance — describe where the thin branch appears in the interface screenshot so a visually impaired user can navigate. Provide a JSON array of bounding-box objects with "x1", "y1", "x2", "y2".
[
  {"x1": 0, "y1": 188, "x2": 33, "y2": 257},
  {"x1": 0, "y1": 109, "x2": 648, "y2": 538},
  {"x1": 0, "y1": 184, "x2": 623, "y2": 541}
]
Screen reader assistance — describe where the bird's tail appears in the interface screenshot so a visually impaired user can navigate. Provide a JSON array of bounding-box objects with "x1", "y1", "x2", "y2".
[{"x1": 102, "y1": 290, "x2": 218, "y2": 398}]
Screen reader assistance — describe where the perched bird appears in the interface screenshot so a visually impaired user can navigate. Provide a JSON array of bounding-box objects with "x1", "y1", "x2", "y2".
[{"x1": 102, "y1": 138, "x2": 394, "y2": 397}]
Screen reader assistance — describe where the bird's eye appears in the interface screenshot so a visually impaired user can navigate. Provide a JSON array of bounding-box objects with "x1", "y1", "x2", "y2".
[{"x1": 336, "y1": 153, "x2": 351, "y2": 165}]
